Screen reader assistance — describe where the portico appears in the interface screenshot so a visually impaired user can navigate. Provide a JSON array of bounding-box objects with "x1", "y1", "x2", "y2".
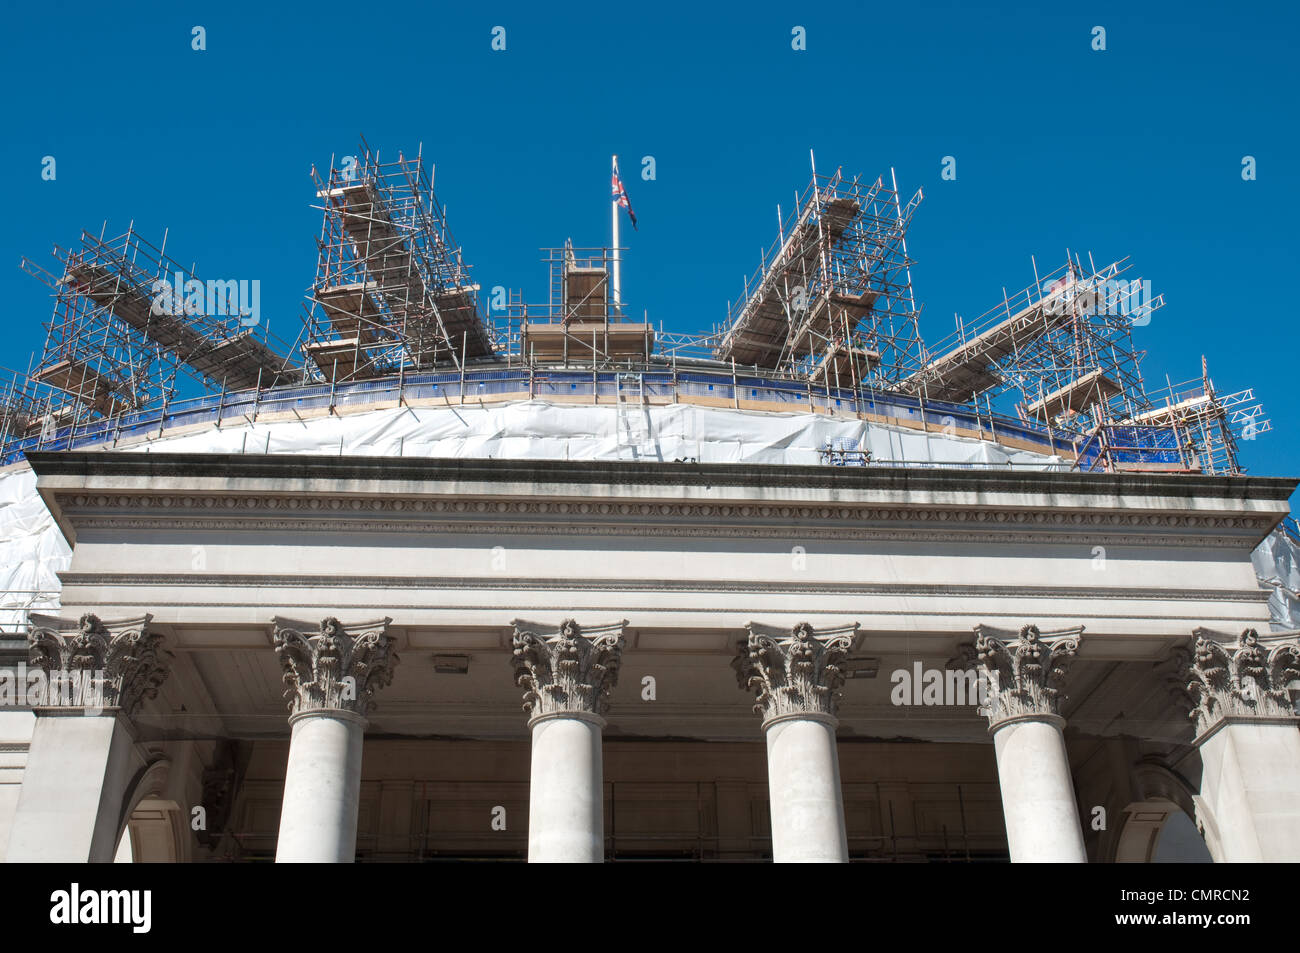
[{"x1": 2, "y1": 450, "x2": 1297, "y2": 863}]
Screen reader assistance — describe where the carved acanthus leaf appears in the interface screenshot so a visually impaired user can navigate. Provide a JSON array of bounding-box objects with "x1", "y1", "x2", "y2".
[
  {"x1": 272, "y1": 616, "x2": 397, "y2": 717},
  {"x1": 1177, "y1": 628, "x2": 1300, "y2": 736},
  {"x1": 732, "y1": 621, "x2": 859, "y2": 723},
  {"x1": 28, "y1": 613, "x2": 170, "y2": 715},
  {"x1": 967, "y1": 623, "x2": 1083, "y2": 728},
  {"x1": 511, "y1": 619, "x2": 626, "y2": 721}
]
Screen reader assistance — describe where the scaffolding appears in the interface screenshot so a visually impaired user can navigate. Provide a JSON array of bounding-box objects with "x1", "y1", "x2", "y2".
[
  {"x1": 0, "y1": 139, "x2": 1274, "y2": 478},
  {"x1": 903, "y1": 254, "x2": 1163, "y2": 434},
  {"x1": 17, "y1": 224, "x2": 296, "y2": 434},
  {"x1": 1120, "y1": 357, "x2": 1272, "y2": 475},
  {"x1": 304, "y1": 138, "x2": 495, "y2": 381},
  {"x1": 507, "y1": 242, "x2": 655, "y2": 364},
  {"x1": 0, "y1": 367, "x2": 39, "y2": 447},
  {"x1": 714, "y1": 165, "x2": 925, "y2": 389}
]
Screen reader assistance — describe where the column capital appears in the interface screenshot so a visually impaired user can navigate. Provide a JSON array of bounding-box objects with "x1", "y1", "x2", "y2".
[
  {"x1": 1170, "y1": 628, "x2": 1300, "y2": 740},
  {"x1": 733, "y1": 621, "x2": 859, "y2": 725},
  {"x1": 964, "y1": 623, "x2": 1083, "y2": 730},
  {"x1": 272, "y1": 616, "x2": 398, "y2": 718},
  {"x1": 28, "y1": 612, "x2": 170, "y2": 716},
  {"x1": 511, "y1": 618, "x2": 627, "y2": 724}
]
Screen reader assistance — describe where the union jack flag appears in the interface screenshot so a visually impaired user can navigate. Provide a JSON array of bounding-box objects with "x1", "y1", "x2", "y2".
[{"x1": 611, "y1": 159, "x2": 638, "y2": 231}]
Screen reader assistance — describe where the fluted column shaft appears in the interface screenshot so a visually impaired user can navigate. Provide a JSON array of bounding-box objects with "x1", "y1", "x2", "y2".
[
  {"x1": 512, "y1": 618, "x2": 625, "y2": 863},
  {"x1": 735, "y1": 621, "x2": 858, "y2": 863},
  {"x1": 969, "y1": 624, "x2": 1087, "y2": 863},
  {"x1": 271, "y1": 616, "x2": 396, "y2": 863}
]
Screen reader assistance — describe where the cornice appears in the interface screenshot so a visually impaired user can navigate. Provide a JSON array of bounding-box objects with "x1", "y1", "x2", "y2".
[
  {"x1": 49, "y1": 491, "x2": 1273, "y2": 546},
  {"x1": 57, "y1": 520, "x2": 1261, "y2": 548},
  {"x1": 25, "y1": 451, "x2": 1300, "y2": 503}
]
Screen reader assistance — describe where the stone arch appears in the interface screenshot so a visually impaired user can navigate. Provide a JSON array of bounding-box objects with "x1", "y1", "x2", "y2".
[
  {"x1": 112, "y1": 758, "x2": 191, "y2": 863},
  {"x1": 117, "y1": 799, "x2": 190, "y2": 862},
  {"x1": 1111, "y1": 762, "x2": 1210, "y2": 863},
  {"x1": 1131, "y1": 760, "x2": 1198, "y2": 819}
]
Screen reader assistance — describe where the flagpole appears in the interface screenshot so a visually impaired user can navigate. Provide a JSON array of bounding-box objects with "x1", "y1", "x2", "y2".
[{"x1": 611, "y1": 154, "x2": 621, "y2": 315}]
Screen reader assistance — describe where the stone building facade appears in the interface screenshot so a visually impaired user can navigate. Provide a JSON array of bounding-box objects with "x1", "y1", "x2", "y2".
[{"x1": 1, "y1": 450, "x2": 1297, "y2": 863}]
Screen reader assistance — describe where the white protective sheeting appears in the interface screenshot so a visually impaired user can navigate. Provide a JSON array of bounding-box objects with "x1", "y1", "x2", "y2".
[
  {"x1": 115, "y1": 400, "x2": 1064, "y2": 468},
  {"x1": 0, "y1": 467, "x2": 70, "y2": 629},
  {"x1": 1250, "y1": 525, "x2": 1300, "y2": 631},
  {"x1": 0, "y1": 399, "x2": 1290, "y2": 627}
]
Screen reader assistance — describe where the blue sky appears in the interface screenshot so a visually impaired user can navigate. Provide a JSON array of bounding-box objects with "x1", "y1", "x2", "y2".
[{"x1": 2, "y1": 0, "x2": 1296, "y2": 479}]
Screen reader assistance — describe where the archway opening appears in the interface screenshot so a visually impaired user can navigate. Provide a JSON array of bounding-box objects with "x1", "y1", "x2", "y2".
[
  {"x1": 1115, "y1": 799, "x2": 1211, "y2": 863},
  {"x1": 113, "y1": 798, "x2": 186, "y2": 863}
]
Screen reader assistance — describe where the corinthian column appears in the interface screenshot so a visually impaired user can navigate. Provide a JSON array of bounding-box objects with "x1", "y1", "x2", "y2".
[
  {"x1": 733, "y1": 621, "x2": 859, "y2": 863},
  {"x1": 7, "y1": 613, "x2": 171, "y2": 863},
  {"x1": 271, "y1": 616, "x2": 397, "y2": 863},
  {"x1": 1171, "y1": 628, "x2": 1300, "y2": 862},
  {"x1": 965, "y1": 623, "x2": 1087, "y2": 863},
  {"x1": 512, "y1": 618, "x2": 626, "y2": 863}
]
